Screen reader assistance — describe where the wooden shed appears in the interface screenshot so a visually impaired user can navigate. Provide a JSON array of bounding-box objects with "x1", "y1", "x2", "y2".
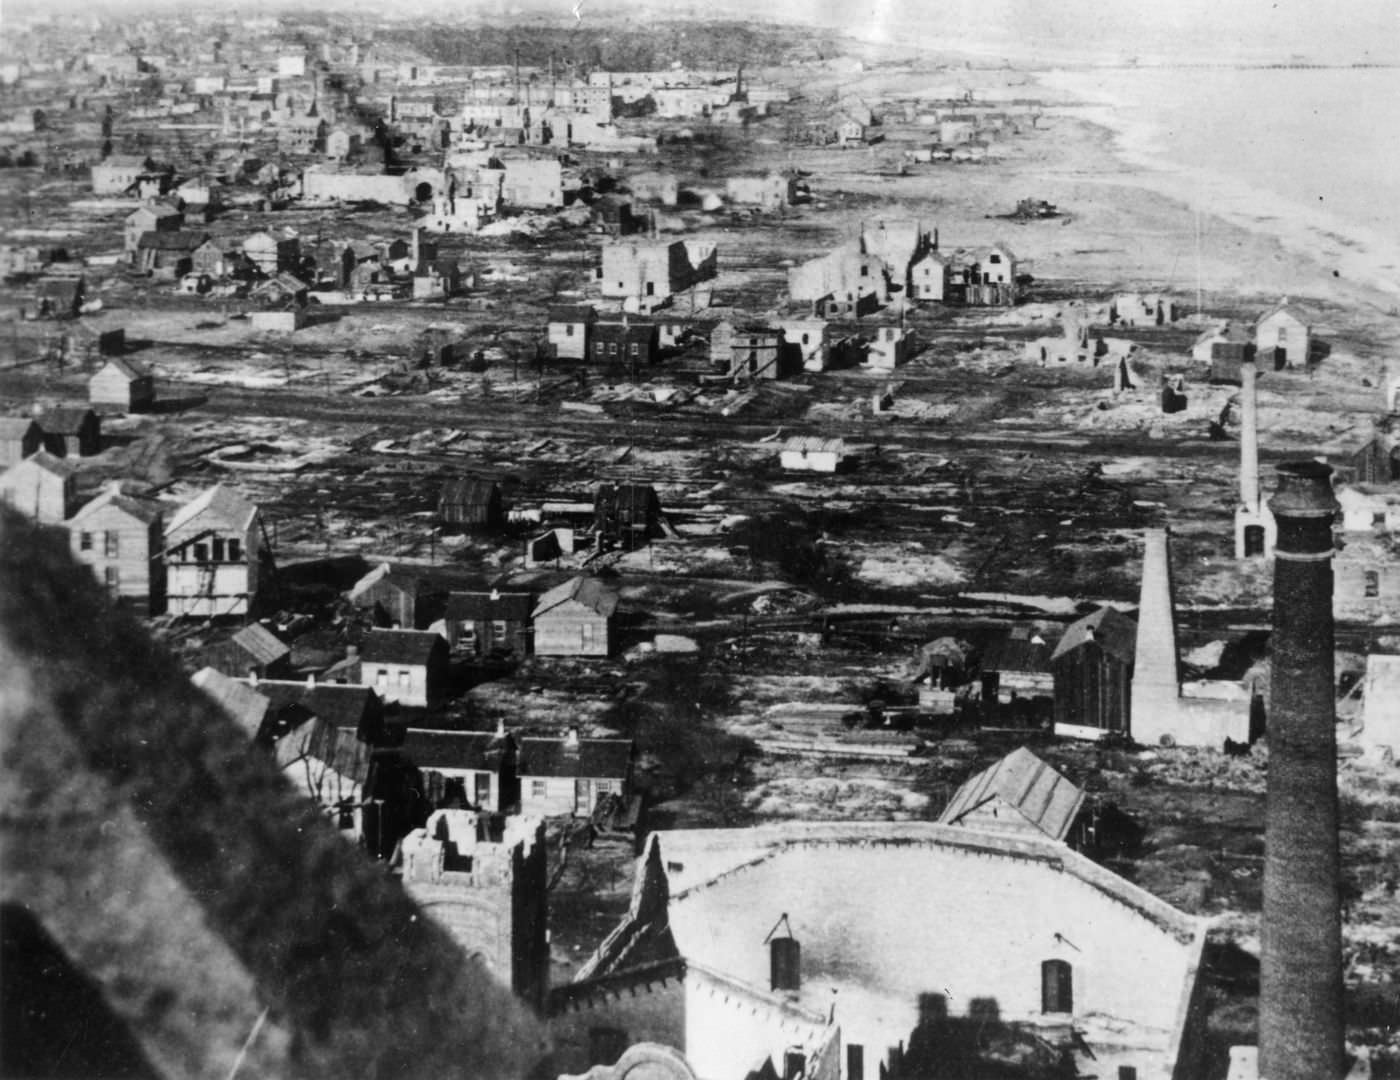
[
  {"x1": 90, "y1": 356, "x2": 155, "y2": 413},
  {"x1": 349, "y1": 563, "x2": 439, "y2": 629},
  {"x1": 1349, "y1": 434, "x2": 1400, "y2": 486},
  {"x1": 979, "y1": 626, "x2": 1054, "y2": 726},
  {"x1": 37, "y1": 405, "x2": 100, "y2": 457},
  {"x1": 0, "y1": 416, "x2": 42, "y2": 466},
  {"x1": 1050, "y1": 606, "x2": 1137, "y2": 740},
  {"x1": 438, "y1": 475, "x2": 504, "y2": 530},
  {"x1": 199, "y1": 622, "x2": 293, "y2": 681},
  {"x1": 594, "y1": 482, "x2": 661, "y2": 549},
  {"x1": 443, "y1": 590, "x2": 534, "y2": 657},
  {"x1": 532, "y1": 576, "x2": 618, "y2": 657},
  {"x1": 0, "y1": 450, "x2": 77, "y2": 524},
  {"x1": 938, "y1": 746, "x2": 1088, "y2": 846}
]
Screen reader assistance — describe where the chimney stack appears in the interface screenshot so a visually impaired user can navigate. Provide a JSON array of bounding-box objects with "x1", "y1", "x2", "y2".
[
  {"x1": 1259, "y1": 460, "x2": 1345, "y2": 1080},
  {"x1": 1129, "y1": 528, "x2": 1180, "y2": 746}
]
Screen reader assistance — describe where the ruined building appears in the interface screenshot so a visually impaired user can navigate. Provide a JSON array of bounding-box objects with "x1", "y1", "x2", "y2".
[
  {"x1": 399, "y1": 810, "x2": 550, "y2": 1012},
  {"x1": 1258, "y1": 462, "x2": 1347, "y2": 1080}
]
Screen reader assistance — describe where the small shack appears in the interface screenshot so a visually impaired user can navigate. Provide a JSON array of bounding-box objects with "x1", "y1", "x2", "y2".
[
  {"x1": 349, "y1": 563, "x2": 437, "y2": 629},
  {"x1": 979, "y1": 626, "x2": 1054, "y2": 726},
  {"x1": 89, "y1": 356, "x2": 155, "y2": 413},
  {"x1": 442, "y1": 589, "x2": 534, "y2": 657},
  {"x1": 1050, "y1": 606, "x2": 1137, "y2": 741},
  {"x1": 439, "y1": 475, "x2": 504, "y2": 531},
  {"x1": 532, "y1": 576, "x2": 618, "y2": 657},
  {"x1": 37, "y1": 405, "x2": 100, "y2": 457},
  {"x1": 938, "y1": 746, "x2": 1088, "y2": 847},
  {"x1": 358, "y1": 628, "x2": 449, "y2": 707},
  {"x1": 779, "y1": 437, "x2": 845, "y2": 473},
  {"x1": 594, "y1": 483, "x2": 662, "y2": 549},
  {"x1": 0, "y1": 417, "x2": 43, "y2": 466},
  {"x1": 199, "y1": 622, "x2": 293, "y2": 681}
]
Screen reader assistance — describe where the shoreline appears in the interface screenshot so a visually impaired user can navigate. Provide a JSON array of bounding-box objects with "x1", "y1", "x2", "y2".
[{"x1": 1033, "y1": 68, "x2": 1400, "y2": 313}]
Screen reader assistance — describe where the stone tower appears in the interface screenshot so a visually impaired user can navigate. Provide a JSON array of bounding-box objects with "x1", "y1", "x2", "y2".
[
  {"x1": 1259, "y1": 461, "x2": 1345, "y2": 1080},
  {"x1": 400, "y1": 810, "x2": 550, "y2": 1012}
]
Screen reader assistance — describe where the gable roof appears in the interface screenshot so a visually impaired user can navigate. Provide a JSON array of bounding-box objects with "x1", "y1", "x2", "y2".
[
  {"x1": 517, "y1": 736, "x2": 632, "y2": 779},
  {"x1": 440, "y1": 475, "x2": 501, "y2": 507},
  {"x1": 1256, "y1": 302, "x2": 1311, "y2": 329},
  {"x1": 398, "y1": 729, "x2": 513, "y2": 772},
  {"x1": 0, "y1": 416, "x2": 41, "y2": 440},
  {"x1": 1051, "y1": 606, "x2": 1137, "y2": 664},
  {"x1": 253, "y1": 679, "x2": 380, "y2": 733},
  {"x1": 230, "y1": 622, "x2": 291, "y2": 666},
  {"x1": 128, "y1": 203, "x2": 181, "y2": 221},
  {"x1": 937, "y1": 747, "x2": 1086, "y2": 842},
  {"x1": 137, "y1": 230, "x2": 207, "y2": 252},
  {"x1": 532, "y1": 575, "x2": 618, "y2": 619},
  {"x1": 359, "y1": 628, "x2": 443, "y2": 666},
  {"x1": 5, "y1": 449, "x2": 76, "y2": 481},
  {"x1": 166, "y1": 483, "x2": 258, "y2": 536},
  {"x1": 68, "y1": 485, "x2": 163, "y2": 527},
  {"x1": 445, "y1": 590, "x2": 534, "y2": 622},
  {"x1": 94, "y1": 355, "x2": 152, "y2": 382},
  {"x1": 349, "y1": 562, "x2": 424, "y2": 602},
  {"x1": 0, "y1": 512, "x2": 543, "y2": 1079},
  {"x1": 548, "y1": 305, "x2": 597, "y2": 324},
  {"x1": 38, "y1": 405, "x2": 97, "y2": 434},
  {"x1": 191, "y1": 666, "x2": 271, "y2": 737},
  {"x1": 980, "y1": 627, "x2": 1052, "y2": 675}
]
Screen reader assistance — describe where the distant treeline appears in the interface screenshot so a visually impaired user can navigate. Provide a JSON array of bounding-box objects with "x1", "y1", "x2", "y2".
[{"x1": 375, "y1": 20, "x2": 845, "y2": 73}]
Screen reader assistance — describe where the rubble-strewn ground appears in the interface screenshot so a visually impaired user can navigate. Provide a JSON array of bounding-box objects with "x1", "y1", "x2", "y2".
[{"x1": 4, "y1": 30, "x2": 1400, "y2": 1079}]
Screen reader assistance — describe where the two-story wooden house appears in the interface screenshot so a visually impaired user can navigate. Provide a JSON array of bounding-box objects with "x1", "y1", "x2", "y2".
[
  {"x1": 442, "y1": 589, "x2": 534, "y2": 657},
  {"x1": 358, "y1": 628, "x2": 449, "y2": 707},
  {"x1": 67, "y1": 484, "x2": 165, "y2": 614},
  {"x1": 0, "y1": 450, "x2": 77, "y2": 524},
  {"x1": 162, "y1": 484, "x2": 266, "y2": 618}
]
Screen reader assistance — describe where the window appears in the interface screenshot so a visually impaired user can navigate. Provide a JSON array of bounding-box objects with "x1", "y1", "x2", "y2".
[
  {"x1": 398, "y1": 669, "x2": 411, "y2": 690},
  {"x1": 630, "y1": 343, "x2": 639, "y2": 357},
  {"x1": 608, "y1": 342, "x2": 617, "y2": 356},
  {"x1": 193, "y1": 542, "x2": 208, "y2": 562},
  {"x1": 1041, "y1": 959, "x2": 1073, "y2": 1014},
  {"x1": 376, "y1": 670, "x2": 388, "y2": 690},
  {"x1": 1277, "y1": 326, "x2": 1288, "y2": 343},
  {"x1": 1365, "y1": 570, "x2": 1380, "y2": 598},
  {"x1": 989, "y1": 253, "x2": 1002, "y2": 264},
  {"x1": 859, "y1": 265, "x2": 868, "y2": 277},
  {"x1": 531, "y1": 779, "x2": 547, "y2": 798},
  {"x1": 103, "y1": 531, "x2": 119, "y2": 558},
  {"x1": 492, "y1": 620, "x2": 508, "y2": 641},
  {"x1": 79, "y1": 531, "x2": 93, "y2": 551},
  {"x1": 581, "y1": 623, "x2": 595, "y2": 649},
  {"x1": 565, "y1": 323, "x2": 574, "y2": 336},
  {"x1": 104, "y1": 567, "x2": 120, "y2": 592},
  {"x1": 228, "y1": 538, "x2": 241, "y2": 562},
  {"x1": 212, "y1": 538, "x2": 225, "y2": 561},
  {"x1": 646, "y1": 282, "x2": 655, "y2": 296}
]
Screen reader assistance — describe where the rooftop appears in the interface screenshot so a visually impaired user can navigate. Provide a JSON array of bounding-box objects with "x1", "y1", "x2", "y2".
[
  {"x1": 937, "y1": 746, "x2": 1087, "y2": 843},
  {"x1": 532, "y1": 575, "x2": 619, "y2": 618}
]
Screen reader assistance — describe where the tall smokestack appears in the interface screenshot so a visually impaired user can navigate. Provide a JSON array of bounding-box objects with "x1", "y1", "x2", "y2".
[
  {"x1": 1259, "y1": 460, "x2": 1344, "y2": 1080},
  {"x1": 1241, "y1": 357, "x2": 1260, "y2": 511},
  {"x1": 1235, "y1": 356, "x2": 1276, "y2": 558},
  {"x1": 1130, "y1": 528, "x2": 1180, "y2": 746}
]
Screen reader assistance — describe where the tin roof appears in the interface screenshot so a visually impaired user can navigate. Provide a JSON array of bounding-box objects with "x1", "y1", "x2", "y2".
[
  {"x1": 166, "y1": 483, "x2": 258, "y2": 536},
  {"x1": 937, "y1": 746, "x2": 1085, "y2": 843},
  {"x1": 399, "y1": 729, "x2": 513, "y2": 772},
  {"x1": 359, "y1": 628, "x2": 443, "y2": 666},
  {"x1": 1051, "y1": 606, "x2": 1137, "y2": 665},
  {"x1": 230, "y1": 623, "x2": 291, "y2": 666},
  {"x1": 532, "y1": 575, "x2": 618, "y2": 618}
]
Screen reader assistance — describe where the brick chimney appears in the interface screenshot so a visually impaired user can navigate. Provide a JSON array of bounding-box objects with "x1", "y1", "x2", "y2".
[
  {"x1": 1259, "y1": 460, "x2": 1345, "y2": 1080},
  {"x1": 1129, "y1": 528, "x2": 1180, "y2": 746}
]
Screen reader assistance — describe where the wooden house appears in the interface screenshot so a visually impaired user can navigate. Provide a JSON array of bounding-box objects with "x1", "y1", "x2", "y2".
[
  {"x1": 1350, "y1": 433, "x2": 1400, "y2": 486},
  {"x1": 242, "y1": 230, "x2": 301, "y2": 275},
  {"x1": 162, "y1": 483, "x2": 265, "y2": 618},
  {"x1": 938, "y1": 746, "x2": 1089, "y2": 847},
  {"x1": 979, "y1": 626, "x2": 1054, "y2": 726},
  {"x1": 33, "y1": 276, "x2": 84, "y2": 319},
  {"x1": 199, "y1": 622, "x2": 293, "y2": 680},
  {"x1": 548, "y1": 305, "x2": 595, "y2": 361},
  {"x1": 67, "y1": 485, "x2": 165, "y2": 614},
  {"x1": 439, "y1": 475, "x2": 504, "y2": 530},
  {"x1": 89, "y1": 356, "x2": 155, "y2": 413},
  {"x1": 37, "y1": 406, "x2": 100, "y2": 457},
  {"x1": 134, "y1": 230, "x2": 207, "y2": 278},
  {"x1": 0, "y1": 416, "x2": 42, "y2": 466},
  {"x1": 866, "y1": 325, "x2": 912, "y2": 370},
  {"x1": 358, "y1": 628, "x2": 449, "y2": 707},
  {"x1": 412, "y1": 258, "x2": 463, "y2": 300},
  {"x1": 910, "y1": 249, "x2": 952, "y2": 302},
  {"x1": 532, "y1": 576, "x2": 618, "y2": 657},
  {"x1": 726, "y1": 325, "x2": 786, "y2": 380},
  {"x1": 517, "y1": 730, "x2": 633, "y2": 817},
  {"x1": 190, "y1": 238, "x2": 230, "y2": 279},
  {"x1": 249, "y1": 272, "x2": 309, "y2": 309},
  {"x1": 123, "y1": 202, "x2": 183, "y2": 253},
  {"x1": 348, "y1": 562, "x2": 437, "y2": 629},
  {"x1": 590, "y1": 318, "x2": 658, "y2": 370},
  {"x1": 1050, "y1": 606, "x2": 1137, "y2": 740},
  {"x1": 1255, "y1": 302, "x2": 1312, "y2": 370},
  {"x1": 0, "y1": 450, "x2": 77, "y2": 524},
  {"x1": 779, "y1": 436, "x2": 845, "y2": 473},
  {"x1": 594, "y1": 483, "x2": 662, "y2": 548},
  {"x1": 397, "y1": 727, "x2": 517, "y2": 813},
  {"x1": 442, "y1": 589, "x2": 534, "y2": 657}
]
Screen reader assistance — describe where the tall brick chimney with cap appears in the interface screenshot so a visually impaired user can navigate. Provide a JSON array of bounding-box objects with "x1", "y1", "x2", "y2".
[{"x1": 1259, "y1": 460, "x2": 1345, "y2": 1080}]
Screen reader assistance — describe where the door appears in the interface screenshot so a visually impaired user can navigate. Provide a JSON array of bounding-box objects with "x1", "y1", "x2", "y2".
[
  {"x1": 474, "y1": 772, "x2": 492, "y2": 810},
  {"x1": 575, "y1": 779, "x2": 590, "y2": 816},
  {"x1": 1041, "y1": 959, "x2": 1073, "y2": 1014}
]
